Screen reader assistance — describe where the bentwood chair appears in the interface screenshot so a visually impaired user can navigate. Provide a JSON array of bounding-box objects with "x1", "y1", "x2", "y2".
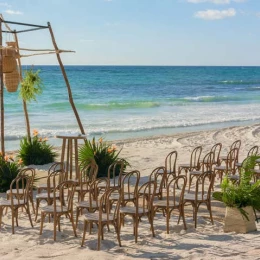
[
  {"x1": 188, "y1": 152, "x2": 214, "y2": 191},
  {"x1": 74, "y1": 161, "x2": 98, "y2": 201},
  {"x1": 6, "y1": 167, "x2": 36, "y2": 214},
  {"x1": 35, "y1": 169, "x2": 64, "y2": 222},
  {"x1": 153, "y1": 175, "x2": 187, "y2": 233},
  {"x1": 220, "y1": 139, "x2": 241, "y2": 164},
  {"x1": 120, "y1": 180, "x2": 157, "y2": 243},
  {"x1": 39, "y1": 180, "x2": 77, "y2": 241},
  {"x1": 0, "y1": 174, "x2": 34, "y2": 234},
  {"x1": 178, "y1": 146, "x2": 202, "y2": 176},
  {"x1": 36, "y1": 162, "x2": 64, "y2": 194},
  {"x1": 236, "y1": 145, "x2": 259, "y2": 169},
  {"x1": 76, "y1": 177, "x2": 108, "y2": 227},
  {"x1": 183, "y1": 171, "x2": 215, "y2": 228},
  {"x1": 81, "y1": 187, "x2": 122, "y2": 250},
  {"x1": 214, "y1": 147, "x2": 239, "y2": 183}
]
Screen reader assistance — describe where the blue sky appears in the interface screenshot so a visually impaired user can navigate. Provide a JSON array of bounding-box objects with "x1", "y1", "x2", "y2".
[{"x1": 1, "y1": 0, "x2": 260, "y2": 65}]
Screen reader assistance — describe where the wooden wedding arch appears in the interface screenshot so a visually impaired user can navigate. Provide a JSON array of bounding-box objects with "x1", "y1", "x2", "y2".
[{"x1": 0, "y1": 16, "x2": 85, "y2": 154}]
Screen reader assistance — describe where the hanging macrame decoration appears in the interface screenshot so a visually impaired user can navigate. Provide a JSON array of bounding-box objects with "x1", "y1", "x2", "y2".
[{"x1": 3, "y1": 41, "x2": 19, "y2": 92}]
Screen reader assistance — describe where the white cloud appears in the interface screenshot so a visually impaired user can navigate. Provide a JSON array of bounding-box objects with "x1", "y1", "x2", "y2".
[
  {"x1": 187, "y1": 0, "x2": 247, "y2": 4},
  {"x1": 195, "y1": 8, "x2": 236, "y2": 19},
  {"x1": 4, "y1": 9, "x2": 23, "y2": 15}
]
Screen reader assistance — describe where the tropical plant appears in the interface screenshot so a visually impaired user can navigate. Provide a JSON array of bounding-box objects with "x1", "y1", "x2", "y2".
[
  {"x1": 19, "y1": 68, "x2": 44, "y2": 141},
  {"x1": 78, "y1": 137, "x2": 129, "y2": 178},
  {"x1": 213, "y1": 155, "x2": 260, "y2": 220},
  {"x1": 18, "y1": 129, "x2": 57, "y2": 165},
  {"x1": 0, "y1": 154, "x2": 22, "y2": 192}
]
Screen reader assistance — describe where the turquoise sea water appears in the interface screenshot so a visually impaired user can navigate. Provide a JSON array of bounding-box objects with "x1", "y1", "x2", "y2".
[{"x1": 4, "y1": 65, "x2": 260, "y2": 150}]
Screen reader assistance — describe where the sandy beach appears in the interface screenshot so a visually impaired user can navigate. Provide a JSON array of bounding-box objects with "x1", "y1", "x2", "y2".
[{"x1": 1, "y1": 123, "x2": 260, "y2": 260}]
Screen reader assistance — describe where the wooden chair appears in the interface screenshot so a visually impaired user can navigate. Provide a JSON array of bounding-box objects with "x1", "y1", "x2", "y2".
[
  {"x1": 164, "y1": 150, "x2": 178, "y2": 177},
  {"x1": 120, "y1": 180, "x2": 156, "y2": 243},
  {"x1": 39, "y1": 180, "x2": 77, "y2": 241},
  {"x1": 188, "y1": 151, "x2": 214, "y2": 192},
  {"x1": 220, "y1": 139, "x2": 241, "y2": 164},
  {"x1": 178, "y1": 146, "x2": 202, "y2": 176},
  {"x1": 183, "y1": 171, "x2": 215, "y2": 228},
  {"x1": 35, "y1": 169, "x2": 64, "y2": 221},
  {"x1": 214, "y1": 147, "x2": 239, "y2": 183},
  {"x1": 110, "y1": 170, "x2": 140, "y2": 208},
  {"x1": 6, "y1": 167, "x2": 36, "y2": 214},
  {"x1": 76, "y1": 177, "x2": 108, "y2": 227},
  {"x1": 74, "y1": 161, "x2": 98, "y2": 201},
  {"x1": 0, "y1": 174, "x2": 34, "y2": 234},
  {"x1": 140, "y1": 166, "x2": 165, "y2": 200},
  {"x1": 36, "y1": 162, "x2": 64, "y2": 194},
  {"x1": 107, "y1": 159, "x2": 125, "y2": 188},
  {"x1": 236, "y1": 145, "x2": 259, "y2": 169},
  {"x1": 81, "y1": 187, "x2": 122, "y2": 250},
  {"x1": 153, "y1": 175, "x2": 187, "y2": 233}
]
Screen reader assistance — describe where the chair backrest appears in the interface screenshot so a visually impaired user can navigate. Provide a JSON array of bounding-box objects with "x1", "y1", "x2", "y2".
[
  {"x1": 107, "y1": 159, "x2": 125, "y2": 188},
  {"x1": 201, "y1": 151, "x2": 214, "y2": 173},
  {"x1": 166, "y1": 175, "x2": 187, "y2": 208},
  {"x1": 54, "y1": 180, "x2": 77, "y2": 212},
  {"x1": 10, "y1": 174, "x2": 32, "y2": 206},
  {"x1": 230, "y1": 140, "x2": 241, "y2": 150},
  {"x1": 89, "y1": 177, "x2": 109, "y2": 204},
  {"x1": 18, "y1": 167, "x2": 35, "y2": 193},
  {"x1": 195, "y1": 171, "x2": 215, "y2": 201},
  {"x1": 190, "y1": 146, "x2": 202, "y2": 170},
  {"x1": 247, "y1": 145, "x2": 259, "y2": 157},
  {"x1": 226, "y1": 147, "x2": 239, "y2": 175},
  {"x1": 149, "y1": 166, "x2": 165, "y2": 198},
  {"x1": 165, "y1": 150, "x2": 178, "y2": 177},
  {"x1": 48, "y1": 162, "x2": 64, "y2": 175},
  {"x1": 137, "y1": 180, "x2": 157, "y2": 214},
  {"x1": 210, "y1": 143, "x2": 222, "y2": 166},
  {"x1": 121, "y1": 170, "x2": 140, "y2": 205},
  {"x1": 46, "y1": 169, "x2": 64, "y2": 199},
  {"x1": 78, "y1": 161, "x2": 98, "y2": 190}
]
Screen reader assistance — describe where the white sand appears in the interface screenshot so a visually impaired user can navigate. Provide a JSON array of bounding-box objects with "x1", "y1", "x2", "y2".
[{"x1": 1, "y1": 123, "x2": 260, "y2": 259}]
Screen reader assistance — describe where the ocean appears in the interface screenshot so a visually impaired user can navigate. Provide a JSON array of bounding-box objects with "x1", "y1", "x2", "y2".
[{"x1": 3, "y1": 65, "x2": 260, "y2": 151}]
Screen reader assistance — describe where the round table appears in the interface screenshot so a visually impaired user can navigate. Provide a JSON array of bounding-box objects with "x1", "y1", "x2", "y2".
[{"x1": 56, "y1": 133, "x2": 87, "y2": 180}]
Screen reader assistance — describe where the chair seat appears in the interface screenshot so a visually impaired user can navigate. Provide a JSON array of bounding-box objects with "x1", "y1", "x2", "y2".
[
  {"x1": 235, "y1": 162, "x2": 242, "y2": 167},
  {"x1": 84, "y1": 212, "x2": 116, "y2": 222},
  {"x1": 179, "y1": 164, "x2": 190, "y2": 168},
  {"x1": 120, "y1": 206, "x2": 149, "y2": 215},
  {"x1": 111, "y1": 192, "x2": 135, "y2": 201},
  {"x1": 0, "y1": 199, "x2": 27, "y2": 207},
  {"x1": 6, "y1": 189, "x2": 29, "y2": 195},
  {"x1": 41, "y1": 205, "x2": 69, "y2": 213},
  {"x1": 37, "y1": 183, "x2": 53, "y2": 189},
  {"x1": 76, "y1": 200, "x2": 99, "y2": 208},
  {"x1": 190, "y1": 170, "x2": 202, "y2": 175},
  {"x1": 214, "y1": 165, "x2": 226, "y2": 171},
  {"x1": 184, "y1": 193, "x2": 208, "y2": 202},
  {"x1": 153, "y1": 198, "x2": 180, "y2": 208},
  {"x1": 36, "y1": 192, "x2": 59, "y2": 199}
]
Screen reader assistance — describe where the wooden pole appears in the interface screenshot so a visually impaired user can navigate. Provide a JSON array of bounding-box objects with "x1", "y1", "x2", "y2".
[
  {"x1": 0, "y1": 18, "x2": 5, "y2": 154},
  {"x1": 47, "y1": 22, "x2": 85, "y2": 135},
  {"x1": 14, "y1": 31, "x2": 31, "y2": 141}
]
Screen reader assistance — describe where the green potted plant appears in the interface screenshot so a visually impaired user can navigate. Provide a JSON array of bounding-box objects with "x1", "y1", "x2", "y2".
[
  {"x1": 18, "y1": 129, "x2": 57, "y2": 165},
  {"x1": 79, "y1": 137, "x2": 129, "y2": 178},
  {"x1": 213, "y1": 155, "x2": 260, "y2": 233}
]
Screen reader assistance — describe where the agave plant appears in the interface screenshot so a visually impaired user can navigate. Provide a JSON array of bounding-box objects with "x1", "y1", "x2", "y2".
[
  {"x1": 213, "y1": 155, "x2": 260, "y2": 220},
  {"x1": 79, "y1": 137, "x2": 129, "y2": 178}
]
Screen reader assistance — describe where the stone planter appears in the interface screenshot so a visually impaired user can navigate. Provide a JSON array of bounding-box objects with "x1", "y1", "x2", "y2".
[{"x1": 224, "y1": 206, "x2": 257, "y2": 233}]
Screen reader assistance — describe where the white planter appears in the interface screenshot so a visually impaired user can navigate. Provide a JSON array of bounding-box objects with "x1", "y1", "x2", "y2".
[{"x1": 224, "y1": 206, "x2": 257, "y2": 233}]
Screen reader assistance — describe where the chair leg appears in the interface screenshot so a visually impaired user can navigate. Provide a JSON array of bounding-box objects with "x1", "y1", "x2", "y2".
[
  {"x1": 115, "y1": 220, "x2": 122, "y2": 247},
  {"x1": 207, "y1": 202, "x2": 214, "y2": 225},
  {"x1": 11, "y1": 208, "x2": 15, "y2": 234},
  {"x1": 54, "y1": 214, "x2": 57, "y2": 241},
  {"x1": 30, "y1": 192, "x2": 35, "y2": 214},
  {"x1": 148, "y1": 213, "x2": 155, "y2": 237},
  {"x1": 166, "y1": 208, "x2": 170, "y2": 234},
  {"x1": 39, "y1": 212, "x2": 45, "y2": 235},
  {"x1": 76, "y1": 207, "x2": 80, "y2": 228},
  {"x1": 81, "y1": 220, "x2": 88, "y2": 247},
  {"x1": 26, "y1": 203, "x2": 34, "y2": 228},
  {"x1": 69, "y1": 212, "x2": 77, "y2": 237},
  {"x1": 134, "y1": 216, "x2": 139, "y2": 243},
  {"x1": 181, "y1": 205, "x2": 187, "y2": 230},
  {"x1": 0, "y1": 207, "x2": 3, "y2": 229},
  {"x1": 35, "y1": 199, "x2": 40, "y2": 222},
  {"x1": 194, "y1": 205, "x2": 198, "y2": 228}
]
